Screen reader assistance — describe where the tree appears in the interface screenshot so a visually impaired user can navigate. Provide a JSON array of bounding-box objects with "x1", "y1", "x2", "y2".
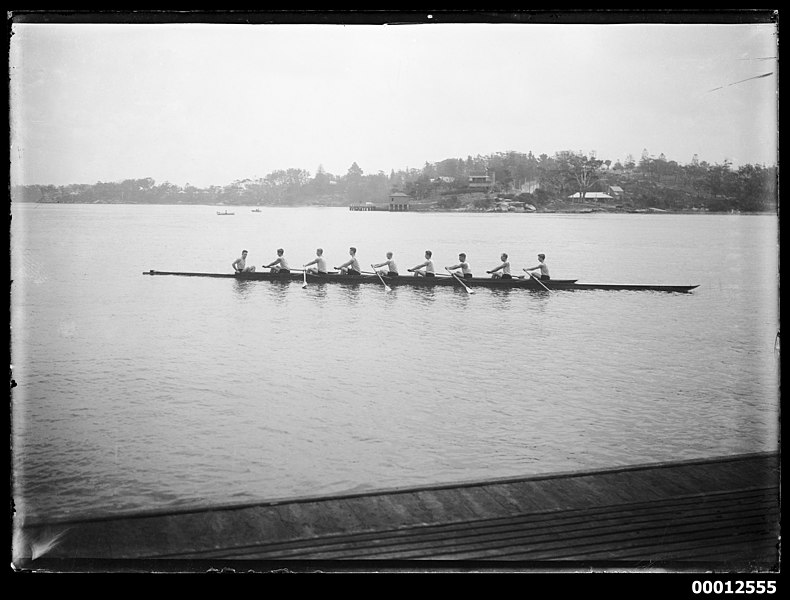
[
  {"x1": 566, "y1": 152, "x2": 603, "y2": 202},
  {"x1": 346, "y1": 162, "x2": 363, "y2": 179},
  {"x1": 311, "y1": 164, "x2": 332, "y2": 196},
  {"x1": 735, "y1": 164, "x2": 775, "y2": 212}
]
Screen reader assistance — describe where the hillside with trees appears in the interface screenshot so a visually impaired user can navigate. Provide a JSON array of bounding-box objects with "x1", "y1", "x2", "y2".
[{"x1": 11, "y1": 149, "x2": 777, "y2": 213}]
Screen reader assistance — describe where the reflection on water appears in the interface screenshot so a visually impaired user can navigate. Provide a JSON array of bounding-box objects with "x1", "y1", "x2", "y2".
[
  {"x1": 336, "y1": 283, "x2": 363, "y2": 304},
  {"x1": 412, "y1": 285, "x2": 438, "y2": 307},
  {"x1": 232, "y1": 278, "x2": 257, "y2": 300}
]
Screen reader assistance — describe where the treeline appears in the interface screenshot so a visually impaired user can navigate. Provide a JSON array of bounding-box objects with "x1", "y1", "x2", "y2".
[{"x1": 12, "y1": 149, "x2": 777, "y2": 212}]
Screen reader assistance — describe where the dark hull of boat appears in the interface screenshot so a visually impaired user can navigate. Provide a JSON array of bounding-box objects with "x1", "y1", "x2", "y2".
[{"x1": 142, "y1": 270, "x2": 698, "y2": 292}]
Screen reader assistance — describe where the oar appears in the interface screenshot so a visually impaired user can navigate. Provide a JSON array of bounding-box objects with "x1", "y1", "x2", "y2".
[
  {"x1": 445, "y1": 268, "x2": 474, "y2": 294},
  {"x1": 302, "y1": 268, "x2": 308, "y2": 289},
  {"x1": 371, "y1": 264, "x2": 392, "y2": 292},
  {"x1": 524, "y1": 269, "x2": 551, "y2": 292}
]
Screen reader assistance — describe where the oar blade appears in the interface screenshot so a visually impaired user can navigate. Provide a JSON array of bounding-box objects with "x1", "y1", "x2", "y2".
[
  {"x1": 445, "y1": 267, "x2": 474, "y2": 294},
  {"x1": 371, "y1": 264, "x2": 393, "y2": 292}
]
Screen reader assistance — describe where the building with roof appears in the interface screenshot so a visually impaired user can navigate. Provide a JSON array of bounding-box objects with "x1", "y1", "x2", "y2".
[
  {"x1": 608, "y1": 185, "x2": 625, "y2": 198},
  {"x1": 389, "y1": 192, "x2": 411, "y2": 211},
  {"x1": 468, "y1": 174, "x2": 492, "y2": 189},
  {"x1": 567, "y1": 192, "x2": 614, "y2": 203}
]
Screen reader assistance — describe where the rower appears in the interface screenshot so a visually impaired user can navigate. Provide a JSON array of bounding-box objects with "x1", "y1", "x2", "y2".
[
  {"x1": 373, "y1": 252, "x2": 399, "y2": 277},
  {"x1": 523, "y1": 253, "x2": 550, "y2": 280},
  {"x1": 303, "y1": 248, "x2": 328, "y2": 275},
  {"x1": 232, "y1": 250, "x2": 256, "y2": 273},
  {"x1": 486, "y1": 253, "x2": 512, "y2": 279},
  {"x1": 407, "y1": 250, "x2": 435, "y2": 277},
  {"x1": 335, "y1": 247, "x2": 362, "y2": 276},
  {"x1": 446, "y1": 253, "x2": 473, "y2": 279},
  {"x1": 263, "y1": 248, "x2": 290, "y2": 275}
]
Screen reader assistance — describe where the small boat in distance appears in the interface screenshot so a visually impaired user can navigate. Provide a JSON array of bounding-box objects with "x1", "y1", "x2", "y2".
[
  {"x1": 251, "y1": 208, "x2": 262, "y2": 213},
  {"x1": 216, "y1": 210, "x2": 235, "y2": 215}
]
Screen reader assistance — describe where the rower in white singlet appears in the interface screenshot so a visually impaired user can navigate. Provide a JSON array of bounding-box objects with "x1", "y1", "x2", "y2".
[
  {"x1": 373, "y1": 252, "x2": 399, "y2": 277},
  {"x1": 486, "y1": 253, "x2": 512, "y2": 279},
  {"x1": 264, "y1": 248, "x2": 290, "y2": 274},
  {"x1": 446, "y1": 253, "x2": 473, "y2": 279},
  {"x1": 336, "y1": 247, "x2": 362, "y2": 276},
  {"x1": 303, "y1": 248, "x2": 328, "y2": 275},
  {"x1": 523, "y1": 253, "x2": 550, "y2": 280},
  {"x1": 407, "y1": 250, "x2": 436, "y2": 277}
]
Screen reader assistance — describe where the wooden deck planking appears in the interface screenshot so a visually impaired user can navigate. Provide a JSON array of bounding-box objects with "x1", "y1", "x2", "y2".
[
  {"x1": 13, "y1": 452, "x2": 779, "y2": 568},
  {"x1": 371, "y1": 497, "x2": 775, "y2": 560},
  {"x1": 190, "y1": 487, "x2": 779, "y2": 562}
]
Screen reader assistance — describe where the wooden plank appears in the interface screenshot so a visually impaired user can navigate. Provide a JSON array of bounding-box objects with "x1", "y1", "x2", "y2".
[
  {"x1": 411, "y1": 489, "x2": 482, "y2": 523},
  {"x1": 423, "y1": 514, "x2": 778, "y2": 562},
  {"x1": 210, "y1": 491, "x2": 777, "y2": 561}
]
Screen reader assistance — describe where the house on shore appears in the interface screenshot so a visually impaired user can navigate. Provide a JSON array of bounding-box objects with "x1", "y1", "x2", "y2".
[
  {"x1": 389, "y1": 192, "x2": 411, "y2": 211},
  {"x1": 349, "y1": 192, "x2": 418, "y2": 212},
  {"x1": 568, "y1": 192, "x2": 614, "y2": 203},
  {"x1": 608, "y1": 185, "x2": 625, "y2": 200},
  {"x1": 468, "y1": 174, "x2": 493, "y2": 189}
]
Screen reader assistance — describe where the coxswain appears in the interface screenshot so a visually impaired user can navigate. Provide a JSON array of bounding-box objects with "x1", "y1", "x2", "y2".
[
  {"x1": 232, "y1": 250, "x2": 256, "y2": 273},
  {"x1": 373, "y1": 252, "x2": 399, "y2": 277},
  {"x1": 335, "y1": 247, "x2": 362, "y2": 276},
  {"x1": 264, "y1": 248, "x2": 290, "y2": 274},
  {"x1": 407, "y1": 250, "x2": 435, "y2": 277},
  {"x1": 486, "y1": 253, "x2": 512, "y2": 279},
  {"x1": 446, "y1": 253, "x2": 473, "y2": 279},
  {"x1": 303, "y1": 248, "x2": 329, "y2": 275}
]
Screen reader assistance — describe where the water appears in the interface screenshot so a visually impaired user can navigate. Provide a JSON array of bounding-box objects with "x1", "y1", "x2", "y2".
[{"x1": 10, "y1": 204, "x2": 780, "y2": 523}]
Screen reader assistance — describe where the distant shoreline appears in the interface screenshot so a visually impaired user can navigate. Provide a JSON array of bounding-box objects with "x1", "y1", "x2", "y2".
[{"x1": 12, "y1": 200, "x2": 776, "y2": 216}]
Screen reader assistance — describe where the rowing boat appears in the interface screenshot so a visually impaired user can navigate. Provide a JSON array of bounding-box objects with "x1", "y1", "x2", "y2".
[{"x1": 142, "y1": 270, "x2": 699, "y2": 292}]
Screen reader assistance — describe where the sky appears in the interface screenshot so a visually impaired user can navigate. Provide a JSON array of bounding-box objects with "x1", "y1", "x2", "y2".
[{"x1": 9, "y1": 17, "x2": 779, "y2": 188}]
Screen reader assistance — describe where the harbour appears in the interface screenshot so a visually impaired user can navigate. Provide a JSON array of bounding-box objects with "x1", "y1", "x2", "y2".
[
  {"x1": 9, "y1": 16, "x2": 779, "y2": 578},
  {"x1": 10, "y1": 204, "x2": 779, "y2": 573}
]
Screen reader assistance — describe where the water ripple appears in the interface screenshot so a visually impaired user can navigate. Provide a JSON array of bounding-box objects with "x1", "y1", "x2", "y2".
[{"x1": 11, "y1": 206, "x2": 779, "y2": 521}]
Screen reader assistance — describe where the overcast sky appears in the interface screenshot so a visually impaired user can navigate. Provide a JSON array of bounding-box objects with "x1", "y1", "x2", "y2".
[{"x1": 9, "y1": 19, "x2": 778, "y2": 187}]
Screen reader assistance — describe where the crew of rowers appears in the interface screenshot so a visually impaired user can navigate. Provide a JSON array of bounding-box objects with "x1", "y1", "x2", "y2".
[{"x1": 234, "y1": 248, "x2": 551, "y2": 281}]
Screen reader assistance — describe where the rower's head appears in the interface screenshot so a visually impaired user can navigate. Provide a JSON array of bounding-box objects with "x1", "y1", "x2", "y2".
[
  {"x1": 538, "y1": 253, "x2": 545, "y2": 261},
  {"x1": 241, "y1": 250, "x2": 248, "y2": 257},
  {"x1": 386, "y1": 252, "x2": 393, "y2": 259},
  {"x1": 316, "y1": 248, "x2": 323, "y2": 255},
  {"x1": 349, "y1": 247, "x2": 356, "y2": 255},
  {"x1": 425, "y1": 250, "x2": 432, "y2": 258},
  {"x1": 277, "y1": 248, "x2": 284, "y2": 256},
  {"x1": 459, "y1": 253, "x2": 466, "y2": 260},
  {"x1": 501, "y1": 253, "x2": 508, "y2": 261}
]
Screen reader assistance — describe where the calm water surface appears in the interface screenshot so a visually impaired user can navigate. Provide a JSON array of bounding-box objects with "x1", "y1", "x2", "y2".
[{"x1": 11, "y1": 204, "x2": 779, "y2": 522}]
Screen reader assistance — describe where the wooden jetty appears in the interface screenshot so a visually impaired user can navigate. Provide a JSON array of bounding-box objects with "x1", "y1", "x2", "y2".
[{"x1": 12, "y1": 452, "x2": 779, "y2": 572}]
